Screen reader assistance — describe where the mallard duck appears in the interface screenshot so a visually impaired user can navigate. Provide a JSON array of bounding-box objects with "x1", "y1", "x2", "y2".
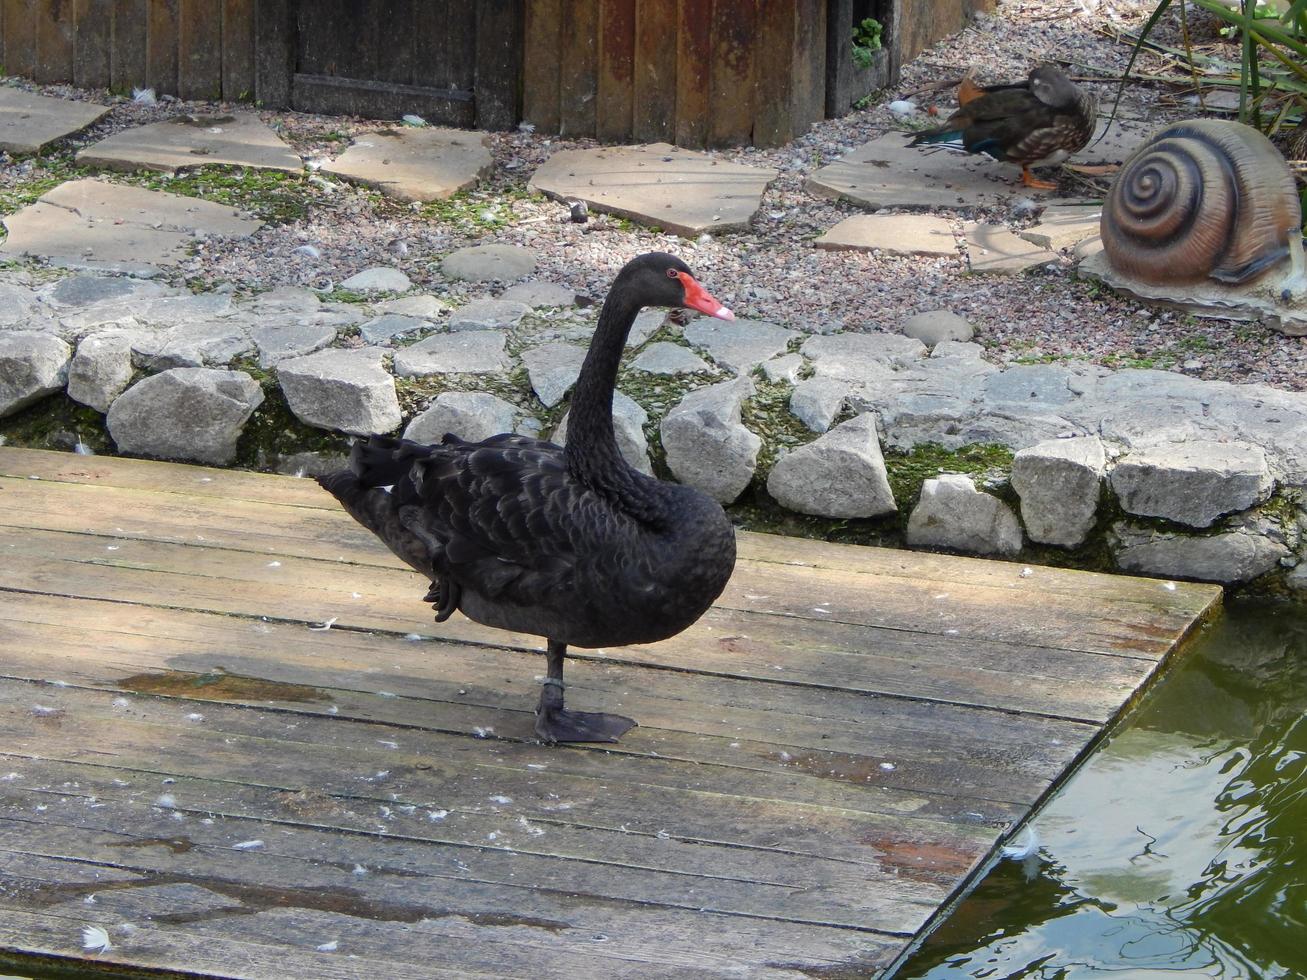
[
  {"x1": 910, "y1": 65, "x2": 1097, "y2": 190},
  {"x1": 317, "y1": 253, "x2": 739, "y2": 744}
]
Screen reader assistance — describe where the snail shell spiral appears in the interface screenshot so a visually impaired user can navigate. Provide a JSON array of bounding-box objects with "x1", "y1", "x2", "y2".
[{"x1": 1101, "y1": 119, "x2": 1302, "y2": 287}]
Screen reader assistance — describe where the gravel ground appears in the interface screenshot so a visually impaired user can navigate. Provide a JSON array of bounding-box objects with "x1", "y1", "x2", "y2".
[{"x1": 1, "y1": 0, "x2": 1304, "y2": 390}]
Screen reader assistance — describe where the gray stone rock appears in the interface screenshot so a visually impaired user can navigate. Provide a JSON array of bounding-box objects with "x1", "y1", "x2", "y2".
[
  {"x1": 628, "y1": 309, "x2": 666, "y2": 348},
  {"x1": 0, "y1": 332, "x2": 72, "y2": 417},
  {"x1": 767, "y1": 414, "x2": 896, "y2": 518},
  {"x1": 243, "y1": 286, "x2": 322, "y2": 314},
  {"x1": 137, "y1": 319, "x2": 253, "y2": 370},
  {"x1": 441, "y1": 244, "x2": 537, "y2": 282},
  {"x1": 249, "y1": 317, "x2": 339, "y2": 367},
  {"x1": 521, "y1": 343, "x2": 587, "y2": 407},
  {"x1": 403, "y1": 391, "x2": 519, "y2": 444},
  {"x1": 983, "y1": 364, "x2": 1080, "y2": 407},
  {"x1": 106, "y1": 368, "x2": 264, "y2": 465},
  {"x1": 1110, "y1": 441, "x2": 1273, "y2": 528},
  {"x1": 906, "y1": 473, "x2": 1023, "y2": 557},
  {"x1": 1111, "y1": 522, "x2": 1290, "y2": 584},
  {"x1": 554, "y1": 391, "x2": 653, "y2": 476},
  {"x1": 358, "y1": 314, "x2": 429, "y2": 345},
  {"x1": 661, "y1": 377, "x2": 761, "y2": 503},
  {"x1": 38, "y1": 276, "x2": 170, "y2": 310},
  {"x1": 629, "y1": 342, "x2": 712, "y2": 375},
  {"x1": 900, "y1": 310, "x2": 974, "y2": 348},
  {"x1": 932, "y1": 341, "x2": 986, "y2": 360},
  {"x1": 55, "y1": 291, "x2": 231, "y2": 335},
  {"x1": 340, "y1": 268, "x2": 412, "y2": 293},
  {"x1": 790, "y1": 377, "x2": 853, "y2": 433},
  {"x1": 1287, "y1": 562, "x2": 1307, "y2": 594},
  {"x1": 761, "y1": 353, "x2": 804, "y2": 384},
  {"x1": 500, "y1": 281, "x2": 578, "y2": 308},
  {"x1": 373, "y1": 294, "x2": 448, "y2": 319},
  {"x1": 277, "y1": 347, "x2": 401, "y2": 435},
  {"x1": 802, "y1": 333, "x2": 925, "y2": 380},
  {"x1": 1011, "y1": 436, "x2": 1106, "y2": 547},
  {"x1": 68, "y1": 332, "x2": 135, "y2": 413},
  {"x1": 393, "y1": 331, "x2": 510, "y2": 376},
  {"x1": 448, "y1": 298, "x2": 532, "y2": 332},
  {"x1": 683, "y1": 318, "x2": 799, "y2": 375},
  {"x1": 0, "y1": 281, "x2": 41, "y2": 327}
]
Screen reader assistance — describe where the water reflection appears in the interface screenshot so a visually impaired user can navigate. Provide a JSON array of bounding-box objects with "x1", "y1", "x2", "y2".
[{"x1": 899, "y1": 599, "x2": 1307, "y2": 980}]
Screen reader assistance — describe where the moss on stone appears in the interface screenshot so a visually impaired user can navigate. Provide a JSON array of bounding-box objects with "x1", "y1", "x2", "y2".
[
  {"x1": 883, "y1": 442, "x2": 1014, "y2": 514},
  {"x1": 232, "y1": 383, "x2": 350, "y2": 470},
  {"x1": 119, "y1": 165, "x2": 313, "y2": 224},
  {"x1": 0, "y1": 393, "x2": 112, "y2": 453}
]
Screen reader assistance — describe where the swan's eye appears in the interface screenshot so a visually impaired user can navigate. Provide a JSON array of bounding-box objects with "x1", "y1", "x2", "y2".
[{"x1": 666, "y1": 268, "x2": 680, "y2": 279}]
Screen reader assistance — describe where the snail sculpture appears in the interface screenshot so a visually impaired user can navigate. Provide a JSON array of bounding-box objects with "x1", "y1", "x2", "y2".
[{"x1": 1088, "y1": 119, "x2": 1306, "y2": 334}]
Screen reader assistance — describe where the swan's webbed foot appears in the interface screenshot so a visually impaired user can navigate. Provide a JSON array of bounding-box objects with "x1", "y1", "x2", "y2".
[{"x1": 534, "y1": 679, "x2": 636, "y2": 744}]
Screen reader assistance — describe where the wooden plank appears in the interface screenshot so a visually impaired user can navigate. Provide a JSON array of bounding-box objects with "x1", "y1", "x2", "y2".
[
  {"x1": 474, "y1": 0, "x2": 523, "y2": 130},
  {"x1": 0, "y1": 480, "x2": 1216, "y2": 660},
  {"x1": 752, "y1": 0, "x2": 794, "y2": 147},
  {"x1": 291, "y1": 73, "x2": 475, "y2": 127},
  {"x1": 0, "y1": 685, "x2": 958, "y2": 932},
  {"x1": 253, "y1": 0, "x2": 291, "y2": 106},
  {"x1": 0, "y1": 580, "x2": 1155, "y2": 724},
  {"x1": 792, "y1": 0, "x2": 826, "y2": 130},
  {"x1": 109, "y1": 0, "x2": 146, "y2": 93},
  {"x1": 521, "y1": 0, "x2": 560, "y2": 132},
  {"x1": 594, "y1": 0, "x2": 634, "y2": 142},
  {"x1": 371, "y1": 0, "x2": 413, "y2": 85},
  {"x1": 144, "y1": 0, "x2": 178, "y2": 95},
  {"x1": 176, "y1": 0, "x2": 220, "y2": 99},
  {"x1": 0, "y1": 449, "x2": 1220, "y2": 617},
  {"x1": 35, "y1": 0, "x2": 75, "y2": 83},
  {"x1": 72, "y1": 0, "x2": 111, "y2": 89},
  {"x1": 558, "y1": 0, "x2": 597, "y2": 137},
  {"x1": 0, "y1": 804, "x2": 896, "y2": 975},
  {"x1": 1, "y1": 0, "x2": 38, "y2": 79},
  {"x1": 673, "y1": 0, "x2": 709, "y2": 147},
  {"x1": 632, "y1": 0, "x2": 676, "y2": 143},
  {"x1": 220, "y1": 0, "x2": 255, "y2": 100},
  {"x1": 0, "y1": 594, "x2": 1094, "y2": 809},
  {"x1": 708, "y1": 0, "x2": 754, "y2": 146}
]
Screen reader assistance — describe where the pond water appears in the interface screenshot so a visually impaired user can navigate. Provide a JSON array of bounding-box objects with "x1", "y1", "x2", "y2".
[{"x1": 896, "y1": 598, "x2": 1307, "y2": 980}]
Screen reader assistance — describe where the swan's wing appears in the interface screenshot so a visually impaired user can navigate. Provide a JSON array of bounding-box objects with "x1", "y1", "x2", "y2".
[{"x1": 401, "y1": 441, "x2": 617, "y2": 602}]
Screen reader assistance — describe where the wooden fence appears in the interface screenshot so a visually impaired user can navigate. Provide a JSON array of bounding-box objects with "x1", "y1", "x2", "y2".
[
  {"x1": 522, "y1": 0, "x2": 830, "y2": 149},
  {"x1": 0, "y1": 0, "x2": 255, "y2": 102}
]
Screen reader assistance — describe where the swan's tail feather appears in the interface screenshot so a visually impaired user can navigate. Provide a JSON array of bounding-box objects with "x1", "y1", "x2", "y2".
[{"x1": 347, "y1": 434, "x2": 434, "y2": 488}]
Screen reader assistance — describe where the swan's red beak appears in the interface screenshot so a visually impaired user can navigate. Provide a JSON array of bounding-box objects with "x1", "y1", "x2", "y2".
[{"x1": 677, "y1": 272, "x2": 735, "y2": 321}]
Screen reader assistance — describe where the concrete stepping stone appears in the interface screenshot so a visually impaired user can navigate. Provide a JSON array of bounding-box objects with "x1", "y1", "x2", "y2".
[
  {"x1": 0, "y1": 88, "x2": 109, "y2": 155},
  {"x1": 500, "y1": 281, "x2": 579, "y2": 308},
  {"x1": 441, "y1": 244, "x2": 537, "y2": 283},
  {"x1": 1016, "y1": 204, "x2": 1103, "y2": 251},
  {"x1": 815, "y1": 214, "x2": 958, "y2": 258},
  {"x1": 340, "y1": 268, "x2": 412, "y2": 293},
  {"x1": 0, "y1": 179, "x2": 263, "y2": 276},
  {"x1": 964, "y1": 222, "x2": 1055, "y2": 274},
  {"x1": 529, "y1": 142, "x2": 778, "y2": 237},
  {"x1": 807, "y1": 119, "x2": 1149, "y2": 211},
  {"x1": 392, "y1": 331, "x2": 510, "y2": 376},
  {"x1": 448, "y1": 298, "x2": 531, "y2": 332},
  {"x1": 357, "y1": 313, "x2": 429, "y2": 345},
  {"x1": 77, "y1": 112, "x2": 302, "y2": 174},
  {"x1": 321, "y1": 128, "x2": 492, "y2": 202}
]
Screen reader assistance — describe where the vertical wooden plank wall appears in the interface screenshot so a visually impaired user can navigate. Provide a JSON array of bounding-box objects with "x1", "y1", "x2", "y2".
[
  {"x1": 523, "y1": 0, "x2": 826, "y2": 148},
  {"x1": 474, "y1": 0, "x2": 523, "y2": 130},
  {"x1": 1, "y1": 0, "x2": 258, "y2": 102},
  {"x1": 73, "y1": 0, "x2": 111, "y2": 88}
]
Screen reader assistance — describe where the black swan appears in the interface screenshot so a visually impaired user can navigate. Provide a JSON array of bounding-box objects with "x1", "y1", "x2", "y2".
[{"x1": 317, "y1": 252, "x2": 739, "y2": 743}]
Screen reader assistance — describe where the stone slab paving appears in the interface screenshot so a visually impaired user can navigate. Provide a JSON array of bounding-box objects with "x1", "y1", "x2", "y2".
[
  {"x1": 815, "y1": 213, "x2": 959, "y2": 257},
  {"x1": 76, "y1": 112, "x2": 302, "y2": 174},
  {"x1": 807, "y1": 118, "x2": 1150, "y2": 211},
  {"x1": 321, "y1": 128, "x2": 493, "y2": 202},
  {"x1": 964, "y1": 221, "x2": 1059, "y2": 274},
  {"x1": 0, "y1": 87, "x2": 109, "y2": 154},
  {"x1": 1016, "y1": 204, "x2": 1102, "y2": 251},
  {"x1": 529, "y1": 142, "x2": 778, "y2": 237},
  {"x1": 0, "y1": 179, "x2": 263, "y2": 276}
]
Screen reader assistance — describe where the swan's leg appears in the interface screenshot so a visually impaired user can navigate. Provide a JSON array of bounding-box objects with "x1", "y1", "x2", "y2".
[{"x1": 534, "y1": 639, "x2": 637, "y2": 744}]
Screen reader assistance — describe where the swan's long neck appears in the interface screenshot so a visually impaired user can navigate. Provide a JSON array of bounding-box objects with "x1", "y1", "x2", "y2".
[{"x1": 564, "y1": 284, "x2": 648, "y2": 496}]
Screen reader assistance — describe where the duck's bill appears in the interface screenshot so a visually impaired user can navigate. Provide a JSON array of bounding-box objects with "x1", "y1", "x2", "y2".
[{"x1": 680, "y1": 274, "x2": 736, "y2": 321}]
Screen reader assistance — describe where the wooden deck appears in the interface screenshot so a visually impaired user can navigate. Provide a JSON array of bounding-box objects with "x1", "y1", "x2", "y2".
[{"x1": 0, "y1": 446, "x2": 1221, "y2": 979}]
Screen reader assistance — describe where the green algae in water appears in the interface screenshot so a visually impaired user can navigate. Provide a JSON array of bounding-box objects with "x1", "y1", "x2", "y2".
[{"x1": 896, "y1": 598, "x2": 1307, "y2": 979}]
